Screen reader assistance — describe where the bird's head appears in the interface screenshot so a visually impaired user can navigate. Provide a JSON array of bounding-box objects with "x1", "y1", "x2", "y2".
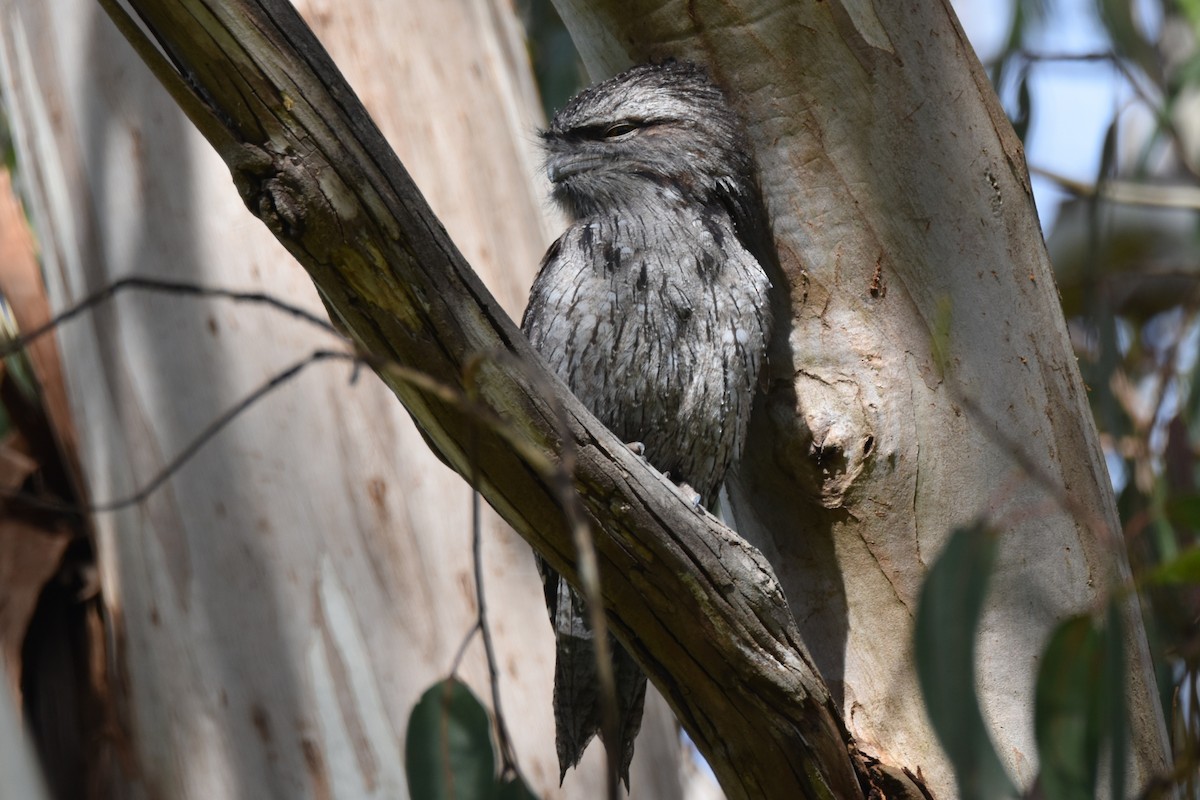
[{"x1": 541, "y1": 61, "x2": 756, "y2": 220}]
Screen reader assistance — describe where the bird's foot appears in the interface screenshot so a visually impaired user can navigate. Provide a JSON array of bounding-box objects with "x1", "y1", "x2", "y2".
[{"x1": 677, "y1": 482, "x2": 703, "y2": 512}]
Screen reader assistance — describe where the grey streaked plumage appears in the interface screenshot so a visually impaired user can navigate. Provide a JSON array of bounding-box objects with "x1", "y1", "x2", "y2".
[{"x1": 521, "y1": 61, "x2": 773, "y2": 784}]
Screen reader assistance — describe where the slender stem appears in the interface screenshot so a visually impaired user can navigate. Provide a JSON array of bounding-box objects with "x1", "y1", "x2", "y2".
[
  {"x1": 464, "y1": 360, "x2": 523, "y2": 782},
  {"x1": 448, "y1": 621, "x2": 481, "y2": 677},
  {"x1": 1030, "y1": 165, "x2": 1200, "y2": 210},
  {"x1": 3, "y1": 350, "x2": 356, "y2": 515},
  {"x1": 95, "y1": 0, "x2": 237, "y2": 153},
  {"x1": 472, "y1": 350, "x2": 621, "y2": 799},
  {"x1": 0, "y1": 275, "x2": 339, "y2": 360}
]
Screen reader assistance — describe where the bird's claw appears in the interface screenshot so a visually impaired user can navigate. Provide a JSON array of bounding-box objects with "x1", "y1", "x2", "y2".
[{"x1": 677, "y1": 482, "x2": 703, "y2": 512}]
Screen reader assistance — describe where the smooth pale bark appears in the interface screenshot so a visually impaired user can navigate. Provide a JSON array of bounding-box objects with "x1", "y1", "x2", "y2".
[
  {"x1": 550, "y1": 0, "x2": 1173, "y2": 795},
  {"x1": 0, "y1": 0, "x2": 687, "y2": 797},
  {"x1": 0, "y1": 663, "x2": 48, "y2": 800}
]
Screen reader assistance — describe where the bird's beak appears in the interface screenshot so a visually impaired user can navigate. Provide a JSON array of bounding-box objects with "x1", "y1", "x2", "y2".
[{"x1": 546, "y1": 155, "x2": 598, "y2": 184}]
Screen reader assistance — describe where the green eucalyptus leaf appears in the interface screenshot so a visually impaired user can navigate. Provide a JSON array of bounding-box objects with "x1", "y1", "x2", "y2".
[
  {"x1": 1095, "y1": 0, "x2": 1160, "y2": 80},
  {"x1": 1013, "y1": 65, "x2": 1032, "y2": 143},
  {"x1": 1033, "y1": 605, "x2": 1128, "y2": 800},
  {"x1": 1034, "y1": 615, "x2": 1104, "y2": 800},
  {"x1": 405, "y1": 678, "x2": 497, "y2": 800},
  {"x1": 496, "y1": 776, "x2": 540, "y2": 800},
  {"x1": 916, "y1": 523, "x2": 1019, "y2": 800},
  {"x1": 931, "y1": 296, "x2": 953, "y2": 379},
  {"x1": 1181, "y1": 0, "x2": 1200, "y2": 32},
  {"x1": 1164, "y1": 494, "x2": 1200, "y2": 531},
  {"x1": 1144, "y1": 546, "x2": 1200, "y2": 586}
]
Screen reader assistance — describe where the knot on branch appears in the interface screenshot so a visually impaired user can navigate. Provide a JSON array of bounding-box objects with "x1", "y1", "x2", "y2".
[
  {"x1": 231, "y1": 146, "x2": 316, "y2": 239},
  {"x1": 773, "y1": 371, "x2": 873, "y2": 509}
]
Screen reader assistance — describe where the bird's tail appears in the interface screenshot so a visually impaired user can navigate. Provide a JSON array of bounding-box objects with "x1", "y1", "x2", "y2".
[{"x1": 539, "y1": 559, "x2": 647, "y2": 786}]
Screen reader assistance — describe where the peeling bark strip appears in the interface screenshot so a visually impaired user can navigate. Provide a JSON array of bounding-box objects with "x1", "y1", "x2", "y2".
[{"x1": 99, "y1": 0, "x2": 863, "y2": 797}]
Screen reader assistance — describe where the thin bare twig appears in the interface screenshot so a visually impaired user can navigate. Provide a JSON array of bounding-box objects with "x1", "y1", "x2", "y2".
[
  {"x1": 1031, "y1": 165, "x2": 1200, "y2": 210},
  {"x1": 0, "y1": 274, "x2": 354, "y2": 514},
  {"x1": 447, "y1": 621, "x2": 481, "y2": 677},
  {"x1": 462, "y1": 355, "x2": 522, "y2": 780},
  {"x1": 0, "y1": 275, "x2": 340, "y2": 360},
  {"x1": 464, "y1": 349, "x2": 621, "y2": 800},
  {"x1": 2, "y1": 349, "x2": 357, "y2": 514},
  {"x1": 1014, "y1": 50, "x2": 1123, "y2": 64},
  {"x1": 1013, "y1": 48, "x2": 1198, "y2": 180},
  {"x1": 94, "y1": 0, "x2": 237, "y2": 153}
]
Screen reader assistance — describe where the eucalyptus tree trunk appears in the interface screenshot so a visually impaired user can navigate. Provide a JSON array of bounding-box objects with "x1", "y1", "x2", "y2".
[
  {"x1": 0, "y1": 0, "x2": 687, "y2": 797},
  {"x1": 549, "y1": 0, "x2": 1173, "y2": 794}
]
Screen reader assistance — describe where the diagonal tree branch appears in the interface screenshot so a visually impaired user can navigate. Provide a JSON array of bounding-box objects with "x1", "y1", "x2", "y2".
[{"x1": 95, "y1": 0, "x2": 865, "y2": 797}]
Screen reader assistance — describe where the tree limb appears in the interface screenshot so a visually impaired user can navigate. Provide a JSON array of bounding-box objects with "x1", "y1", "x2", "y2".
[{"x1": 98, "y1": 0, "x2": 864, "y2": 796}]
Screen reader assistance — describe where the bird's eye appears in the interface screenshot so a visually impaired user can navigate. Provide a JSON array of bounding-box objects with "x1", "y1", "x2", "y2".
[{"x1": 603, "y1": 122, "x2": 638, "y2": 138}]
